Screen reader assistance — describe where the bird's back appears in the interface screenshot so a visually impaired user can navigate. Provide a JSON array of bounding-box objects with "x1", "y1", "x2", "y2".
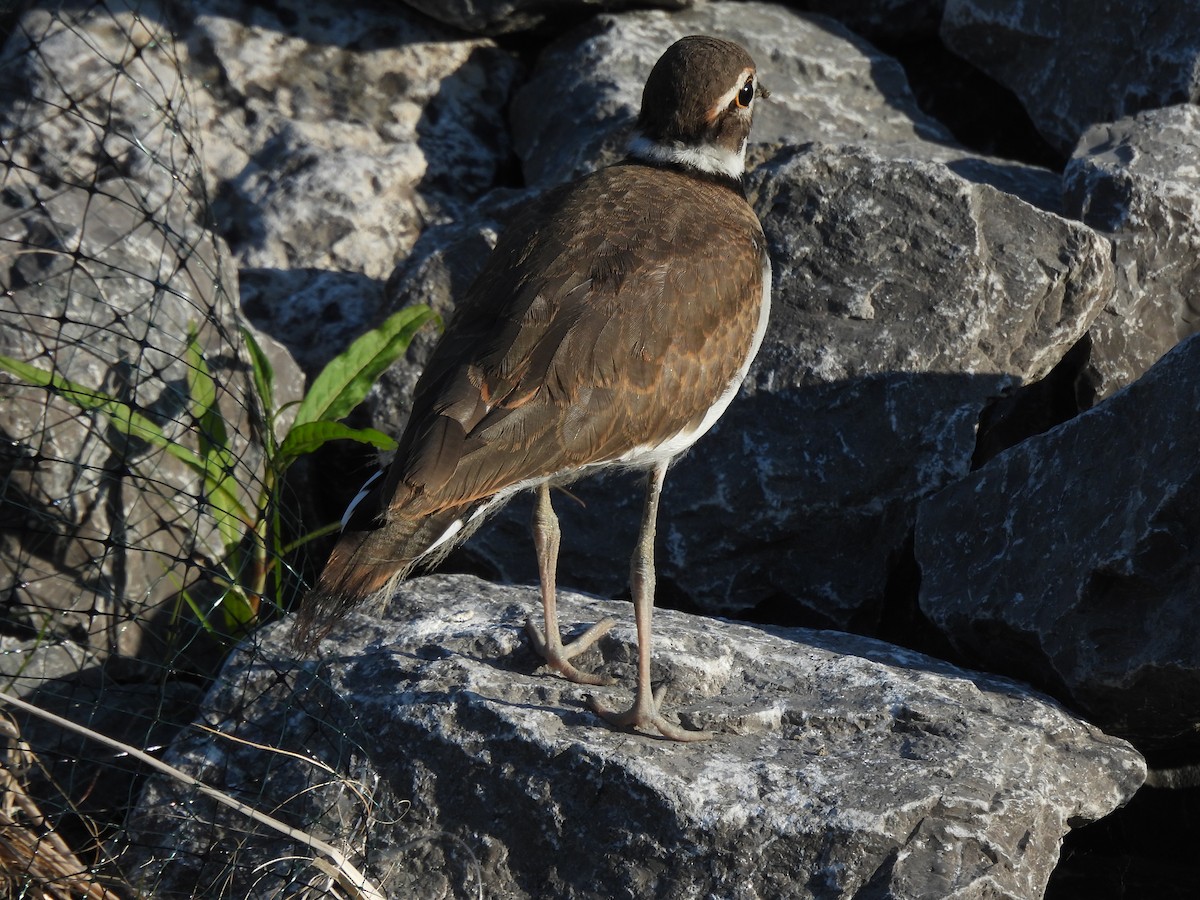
[{"x1": 390, "y1": 162, "x2": 769, "y2": 514}]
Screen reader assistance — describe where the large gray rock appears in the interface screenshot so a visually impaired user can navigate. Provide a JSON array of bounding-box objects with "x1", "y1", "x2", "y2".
[
  {"x1": 0, "y1": 4, "x2": 298, "y2": 661},
  {"x1": 1064, "y1": 104, "x2": 1200, "y2": 400},
  {"x1": 128, "y1": 574, "x2": 1144, "y2": 899},
  {"x1": 508, "y1": 2, "x2": 1059, "y2": 210},
  {"x1": 916, "y1": 334, "x2": 1200, "y2": 754},
  {"x1": 941, "y1": 0, "x2": 1200, "y2": 156}
]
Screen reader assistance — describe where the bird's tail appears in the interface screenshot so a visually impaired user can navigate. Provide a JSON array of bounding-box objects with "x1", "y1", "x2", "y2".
[{"x1": 291, "y1": 503, "x2": 474, "y2": 652}]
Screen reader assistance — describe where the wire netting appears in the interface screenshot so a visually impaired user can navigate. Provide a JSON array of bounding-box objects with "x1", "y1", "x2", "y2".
[{"x1": 0, "y1": 3, "x2": 404, "y2": 895}]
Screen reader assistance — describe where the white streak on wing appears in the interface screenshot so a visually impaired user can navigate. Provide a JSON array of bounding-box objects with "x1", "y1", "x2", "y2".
[
  {"x1": 416, "y1": 494, "x2": 508, "y2": 561},
  {"x1": 422, "y1": 518, "x2": 463, "y2": 555},
  {"x1": 340, "y1": 470, "x2": 383, "y2": 531}
]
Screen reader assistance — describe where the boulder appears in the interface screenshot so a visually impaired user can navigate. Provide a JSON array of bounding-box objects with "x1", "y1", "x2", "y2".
[
  {"x1": 510, "y1": 4, "x2": 955, "y2": 189},
  {"x1": 0, "y1": 1, "x2": 297, "y2": 661},
  {"x1": 1064, "y1": 104, "x2": 1200, "y2": 400},
  {"x1": 941, "y1": 0, "x2": 1200, "y2": 156},
  {"x1": 128, "y1": 574, "x2": 1145, "y2": 899},
  {"x1": 916, "y1": 334, "x2": 1200, "y2": 754}
]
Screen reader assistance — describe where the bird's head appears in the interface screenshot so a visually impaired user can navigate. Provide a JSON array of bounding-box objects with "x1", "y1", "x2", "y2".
[{"x1": 628, "y1": 35, "x2": 766, "y2": 182}]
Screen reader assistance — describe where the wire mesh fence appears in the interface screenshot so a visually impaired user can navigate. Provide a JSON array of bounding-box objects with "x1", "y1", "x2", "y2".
[{"x1": 0, "y1": 3, "x2": 423, "y2": 895}]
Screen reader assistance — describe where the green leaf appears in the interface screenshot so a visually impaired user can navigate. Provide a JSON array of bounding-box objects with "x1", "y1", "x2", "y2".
[
  {"x1": 276, "y1": 420, "x2": 396, "y2": 468},
  {"x1": 0, "y1": 353, "x2": 254, "y2": 532},
  {"x1": 240, "y1": 325, "x2": 276, "y2": 427},
  {"x1": 186, "y1": 328, "x2": 243, "y2": 550},
  {"x1": 292, "y1": 305, "x2": 438, "y2": 428}
]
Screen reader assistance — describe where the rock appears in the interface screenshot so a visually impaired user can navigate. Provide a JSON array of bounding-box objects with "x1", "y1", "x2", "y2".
[
  {"x1": 789, "y1": 0, "x2": 948, "y2": 42},
  {"x1": 941, "y1": 0, "x2": 1200, "y2": 156},
  {"x1": 1064, "y1": 104, "x2": 1200, "y2": 400},
  {"x1": 184, "y1": 0, "x2": 520, "y2": 372},
  {"x1": 916, "y1": 333, "x2": 1200, "y2": 755},
  {"x1": 398, "y1": 0, "x2": 690, "y2": 36},
  {"x1": 127, "y1": 574, "x2": 1145, "y2": 899},
  {"x1": 0, "y1": 4, "x2": 301, "y2": 661}
]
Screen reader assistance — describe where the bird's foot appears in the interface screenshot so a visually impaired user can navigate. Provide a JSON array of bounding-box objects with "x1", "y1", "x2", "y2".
[
  {"x1": 591, "y1": 683, "x2": 714, "y2": 742},
  {"x1": 525, "y1": 616, "x2": 618, "y2": 686}
]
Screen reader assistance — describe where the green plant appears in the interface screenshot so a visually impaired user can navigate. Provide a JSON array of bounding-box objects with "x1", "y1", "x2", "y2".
[{"x1": 0, "y1": 305, "x2": 439, "y2": 639}]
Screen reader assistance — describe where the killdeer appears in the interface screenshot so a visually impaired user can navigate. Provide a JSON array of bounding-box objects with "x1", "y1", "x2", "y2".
[{"x1": 295, "y1": 35, "x2": 770, "y2": 741}]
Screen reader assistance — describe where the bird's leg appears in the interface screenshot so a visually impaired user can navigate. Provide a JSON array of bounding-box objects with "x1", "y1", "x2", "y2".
[
  {"x1": 592, "y1": 462, "x2": 713, "y2": 741},
  {"x1": 525, "y1": 482, "x2": 616, "y2": 686}
]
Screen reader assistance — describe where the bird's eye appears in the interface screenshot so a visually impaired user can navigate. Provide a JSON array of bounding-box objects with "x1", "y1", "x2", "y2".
[{"x1": 735, "y1": 77, "x2": 755, "y2": 109}]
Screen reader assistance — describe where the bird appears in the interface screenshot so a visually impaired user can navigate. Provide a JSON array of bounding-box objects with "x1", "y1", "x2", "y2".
[{"x1": 294, "y1": 34, "x2": 771, "y2": 741}]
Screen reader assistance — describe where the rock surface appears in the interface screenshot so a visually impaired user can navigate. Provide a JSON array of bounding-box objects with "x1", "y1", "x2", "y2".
[
  {"x1": 510, "y1": 4, "x2": 954, "y2": 189},
  {"x1": 0, "y1": 3, "x2": 287, "y2": 661},
  {"x1": 1064, "y1": 104, "x2": 1200, "y2": 400},
  {"x1": 510, "y1": 4, "x2": 1059, "y2": 210},
  {"x1": 941, "y1": 0, "x2": 1200, "y2": 156},
  {"x1": 916, "y1": 334, "x2": 1200, "y2": 755},
  {"x1": 128, "y1": 574, "x2": 1145, "y2": 899}
]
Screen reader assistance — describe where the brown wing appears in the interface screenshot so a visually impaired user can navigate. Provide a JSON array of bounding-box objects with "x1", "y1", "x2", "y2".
[{"x1": 385, "y1": 163, "x2": 767, "y2": 518}]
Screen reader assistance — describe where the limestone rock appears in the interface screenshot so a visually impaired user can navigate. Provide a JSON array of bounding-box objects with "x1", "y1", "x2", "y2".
[
  {"x1": 1064, "y1": 104, "x2": 1200, "y2": 400},
  {"x1": 128, "y1": 574, "x2": 1145, "y2": 899},
  {"x1": 916, "y1": 334, "x2": 1200, "y2": 754},
  {"x1": 510, "y1": 3, "x2": 1060, "y2": 210},
  {"x1": 941, "y1": 0, "x2": 1200, "y2": 155},
  {"x1": 0, "y1": 3, "x2": 294, "y2": 660}
]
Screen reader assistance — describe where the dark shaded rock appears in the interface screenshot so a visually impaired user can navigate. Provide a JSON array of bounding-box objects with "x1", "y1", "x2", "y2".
[
  {"x1": 788, "y1": 0, "x2": 947, "y2": 43},
  {"x1": 1064, "y1": 104, "x2": 1200, "y2": 400},
  {"x1": 916, "y1": 333, "x2": 1200, "y2": 754},
  {"x1": 398, "y1": 0, "x2": 691, "y2": 35},
  {"x1": 941, "y1": 0, "x2": 1200, "y2": 155},
  {"x1": 128, "y1": 574, "x2": 1144, "y2": 899}
]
